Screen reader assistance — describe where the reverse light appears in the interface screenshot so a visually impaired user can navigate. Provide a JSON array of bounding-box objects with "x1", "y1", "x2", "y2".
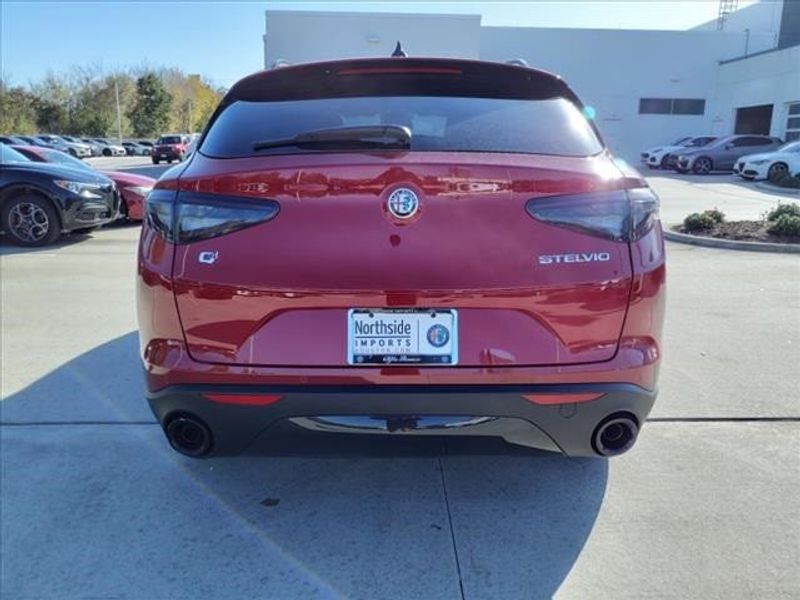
[
  {"x1": 525, "y1": 188, "x2": 659, "y2": 242},
  {"x1": 54, "y1": 180, "x2": 105, "y2": 199},
  {"x1": 144, "y1": 190, "x2": 280, "y2": 243}
]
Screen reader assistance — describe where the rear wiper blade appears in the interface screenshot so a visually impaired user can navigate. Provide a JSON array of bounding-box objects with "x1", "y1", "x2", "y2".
[{"x1": 252, "y1": 125, "x2": 411, "y2": 152}]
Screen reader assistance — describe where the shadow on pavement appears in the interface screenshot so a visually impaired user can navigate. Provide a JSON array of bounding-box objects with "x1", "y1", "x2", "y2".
[
  {"x1": 2, "y1": 332, "x2": 608, "y2": 599},
  {"x1": 0, "y1": 231, "x2": 91, "y2": 255},
  {"x1": 0, "y1": 220, "x2": 138, "y2": 256},
  {"x1": 0, "y1": 332, "x2": 151, "y2": 423}
]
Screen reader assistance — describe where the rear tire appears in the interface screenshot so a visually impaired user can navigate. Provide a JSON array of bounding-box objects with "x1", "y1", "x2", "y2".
[
  {"x1": 1, "y1": 194, "x2": 61, "y2": 247},
  {"x1": 152, "y1": 158, "x2": 160, "y2": 165},
  {"x1": 692, "y1": 157, "x2": 713, "y2": 175}
]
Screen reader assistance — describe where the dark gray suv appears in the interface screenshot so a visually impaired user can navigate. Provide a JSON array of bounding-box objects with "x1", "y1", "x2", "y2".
[{"x1": 675, "y1": 134, "x2": 783, "y2": 174}]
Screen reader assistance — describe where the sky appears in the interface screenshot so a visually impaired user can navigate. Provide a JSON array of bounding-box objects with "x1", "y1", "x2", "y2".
[{"x1": 1, "y1": 0, "x2": 757, "y2": 88}]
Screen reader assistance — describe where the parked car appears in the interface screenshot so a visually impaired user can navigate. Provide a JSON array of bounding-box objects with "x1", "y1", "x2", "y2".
[
  {"x1": 15, "y1": 135, "x2": 50, "y2": 148},
  {"x1": 675, "y1": 134, "x2": 784, "y2": 174},
  {"x1": 79, "y1": 138, "x2": 104, "y2": 156},
  {"x1": 138, "y1": 57, "x2": 665, "y2": 459},
  {"x1": 12, "y1": 145, "x2": 154, "y2": 221},
  {"x1": 641, "y1": 136, "x2": 716, "y2": 169},
  {"x1": 122, "y1": 141, "x2": 151, "y2": 156},
  {"x1": 733, "y1": 140, "x2": 800, "y2": 181},
  {"x1": 137, "y1": 140, "x2": 155, "y2": 151},
  {"x1": 184, "y1": 134, "x2": 200, "y2": 158},
  {"x1": 0, "y1": 135, "x2": 28, "y2": 146},
  {"x1": 34, "y1": 135, "x2": 92, "y2": 158},
  {"x1": 0, "y1": 145, "x2": 119, "y2": 246},
  {"x1": 90, "y1": 138, "x2": 127, "y2": 157},
  {"x1": 151, "y1": 134, "x2": 189, "y2": 164}
]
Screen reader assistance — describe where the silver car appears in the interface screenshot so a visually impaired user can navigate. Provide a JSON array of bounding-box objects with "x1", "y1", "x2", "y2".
[
  {"x1": 675, "y1": 134, "x2": 784, "y2": 174},
  {"x1": 34, "y1": 135, "x2": 92, "y2": 158}
]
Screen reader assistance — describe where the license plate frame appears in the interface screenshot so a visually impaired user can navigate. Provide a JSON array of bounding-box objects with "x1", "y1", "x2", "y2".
[{"x1": 347, "y1": 308, "x2": 458, "y2": 366}]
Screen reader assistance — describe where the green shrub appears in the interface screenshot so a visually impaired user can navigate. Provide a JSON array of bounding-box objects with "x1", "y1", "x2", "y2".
[
  {"x1": 767, "y1": 214, "x2": 800, "y2": 238},
  {"x1": 767, "y1": 202, "x2": 800, "y2": 221},
  {"x1": 768, "y1": 172, "x2": 800, "y2": 189},
  {"x1": 683, "y1": 212, "x2": 716, "y2": 232},
  {"x1": 702, "y1": 208, "x2": 725, "y2": 223}
]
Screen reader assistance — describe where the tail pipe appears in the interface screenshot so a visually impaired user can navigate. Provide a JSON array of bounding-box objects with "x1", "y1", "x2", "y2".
[
  {"x1": 592, "y1": 413, "x2": 639, "y2": 457},
  {"x1": 165, "y1": 414, "x2": 213, "y2": 457}
]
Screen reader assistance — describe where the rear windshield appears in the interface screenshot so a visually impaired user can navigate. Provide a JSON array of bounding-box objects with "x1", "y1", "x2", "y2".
[
  {"x1": 201, "y1": 96, "x2": 603, "y2": 158},
  {"x1": 159, "y1": 136, "x2": 183, "y2": 144}
]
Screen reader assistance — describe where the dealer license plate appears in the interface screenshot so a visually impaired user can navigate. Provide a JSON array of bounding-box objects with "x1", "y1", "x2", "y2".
[{"x1": 347, "y1": 309, "x2": 458, "y2": 366}]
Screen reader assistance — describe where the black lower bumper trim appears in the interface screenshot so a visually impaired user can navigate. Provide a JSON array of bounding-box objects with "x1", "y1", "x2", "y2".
[{"x1": 147, "y1": 383, "x2": 657, "y2": 458}]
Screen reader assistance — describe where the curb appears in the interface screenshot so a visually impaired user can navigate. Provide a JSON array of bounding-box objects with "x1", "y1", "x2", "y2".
[
  {"x1": 664, "y1": 228, "x2": 800, "y2": 254},
  {"x1": 754, "y1": 182, "x2": 800, "y2": 196}
]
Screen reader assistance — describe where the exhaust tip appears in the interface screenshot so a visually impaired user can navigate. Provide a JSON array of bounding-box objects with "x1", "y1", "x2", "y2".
[
  {"x1": 592, "y1": 413, "x2": 638, "y2": 457},
  {"x1": 165, "y1": 414, "x2": 213, "y2": 457}
]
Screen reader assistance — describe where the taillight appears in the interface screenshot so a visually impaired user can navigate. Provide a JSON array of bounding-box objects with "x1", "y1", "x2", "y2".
[
  {"x1": 144, "y1": 190, "x2": 279, "y2": 243},
  {"x1": 525, "y1": 188, "x2": 659, "y2": 242}
]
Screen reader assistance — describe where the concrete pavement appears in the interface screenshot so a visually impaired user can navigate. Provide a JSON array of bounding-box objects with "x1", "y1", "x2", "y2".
[
  {"x1": 1, "y1": 180, "x2": 799, "y2": 598},
  {"x1": 647, "y1": 172, "x2": 788, "y2": 225}
]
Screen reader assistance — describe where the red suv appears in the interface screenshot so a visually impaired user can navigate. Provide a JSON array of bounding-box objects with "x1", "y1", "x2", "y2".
[
  {"x1": 137, "y1": 57, "x2": 665, "y2": 459},
  {"x1": 152, "y1": 134, "x2": 189, "y2": 164}
]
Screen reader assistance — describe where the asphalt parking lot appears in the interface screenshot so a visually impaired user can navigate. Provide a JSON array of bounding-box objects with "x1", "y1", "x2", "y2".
[{"x1": 1, "y1": 158, "x2": 799, "y2": 599}]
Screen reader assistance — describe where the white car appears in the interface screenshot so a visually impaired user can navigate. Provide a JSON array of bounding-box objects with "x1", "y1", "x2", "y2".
[
  {"x1": 734, "y1": 141, "x2": 800, "y2": 181},
  {"x1": 90, "y1": 138, "x2": 128, "y2": 157},
  {"x1": 640, "y1": 136, "x2": 716, "y2": 169},
  {"x1": 184, "y1": 133, "x2": 201, "y2": 159}
]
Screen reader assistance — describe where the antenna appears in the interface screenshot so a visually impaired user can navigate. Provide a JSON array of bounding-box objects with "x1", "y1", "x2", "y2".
[{"x1": 391, "y1": 41, "x2": 408, "y2": 58}]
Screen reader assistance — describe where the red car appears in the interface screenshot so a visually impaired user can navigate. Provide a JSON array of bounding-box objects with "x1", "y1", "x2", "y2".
[
  {"x1": 138, "y1": 57, "x2": 665, "y2": 459},
  {"x1": 11, "y1": 145, "x2": 154, "y2": 220},
  {"x1": 151, "y1": 134, "x2": 189, "y2": 165}
]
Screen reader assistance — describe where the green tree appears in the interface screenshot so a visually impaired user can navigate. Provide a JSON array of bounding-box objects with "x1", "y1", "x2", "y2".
[
  {"x1": 128, "y1": 73, "x2": 172, "y2": 137},
  {"x1": 0, "y1": 78, "x2": 38, "y2": 134},
  {"x1": 30, "y1": 72, "x2": 73, "y2": 133},
  {"x1": 161, "y1": 69, "x2": 224, "y2": 133}
]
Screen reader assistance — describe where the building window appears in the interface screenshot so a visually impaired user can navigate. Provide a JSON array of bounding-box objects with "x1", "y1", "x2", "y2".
[
  {"x1": 639, "y1": 98, "x2": 671, "y2": 114},
  {"x1": 639, "y1": 98, "x2": 706, "y2": 116},
  {"x1": 786, "y1": 103, "x2": 800, "y2": 141}
]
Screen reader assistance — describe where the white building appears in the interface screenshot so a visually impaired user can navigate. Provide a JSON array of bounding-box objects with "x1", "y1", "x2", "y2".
[{"x1": 262, "y1": 2, "x2": 800, "y2": 161}]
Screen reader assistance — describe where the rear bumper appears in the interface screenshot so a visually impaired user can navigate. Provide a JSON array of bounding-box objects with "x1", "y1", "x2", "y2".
[
  {"x1": 147, "y1": 382, "x2": 656, "y2": 458},
  {"x1": 153, "y1": 148, "x2": 182, "y2": 159}
]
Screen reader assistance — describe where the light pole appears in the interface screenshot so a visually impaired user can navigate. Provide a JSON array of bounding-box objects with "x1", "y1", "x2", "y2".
[{"x1": 114, "y1": 78, "x2": 123, "y2": 143}]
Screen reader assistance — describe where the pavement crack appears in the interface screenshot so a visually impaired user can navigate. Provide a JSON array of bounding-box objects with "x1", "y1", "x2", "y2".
[
  {"x1": 438, "y1": 452, "x2": 466, "y2": 600},
  {"x1": 0, "y1": 421, "x2": 158, "y2": 426},
  {"x1": 647, "y1": 417, "x2": 800, "y2": 423}
]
